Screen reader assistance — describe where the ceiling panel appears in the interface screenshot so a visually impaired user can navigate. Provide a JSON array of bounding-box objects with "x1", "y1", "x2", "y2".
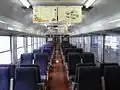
[
  {"x1": 0, "y1": 0, "x2": 120, "y2": 35},
  {"x1": 29, "y1": 0, "x2": 86, "y2": 5},
  {"x1": 71, "y1": 0, "x2": 120, "y2": 34}
]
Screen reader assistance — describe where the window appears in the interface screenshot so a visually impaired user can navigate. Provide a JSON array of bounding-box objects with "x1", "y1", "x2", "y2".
[
  {"x1": 0, "y1": 36, "x2": 10, "y2": 52},
  {"x1": 17, "y1": 37, "x2": 24, "y2": 48},
  {"x1": 34, "y1": 37, "x2": 38, "y2": 49},
  {"x1": 48, "y1": 38, "x2": 52, "y2": 41},
  {"x1": 28, "y1": 46, "x2": 32, "y2": 53},
  {"x1": 38, "y1": 38, "x2": 40, "y2": 47},
  {"x1": 104, "y1": 36, "x2": 118, "y2": 63},
  {"x1": 34, "y1": 37, "x2": 37, "y2": 44},
  {"x1": 17, "y1": 48, "x2": 24, "y2": 59},
  {"x1": 91, "y1": 36, "x2": 98, "y2": 61},
  {"x1": 0, "y1": 36, "x2": 11, "y2": 64},
  {"x1": 17, "y1": 37, "x2": 24, "y2": 59},
  {"x1": 0, "y1": 51, "x2": 11, "y2": 64},
  {"x1": 39, "y1": 38, "x2": 42, "y2": 47},
  {"x1": 28, "y1": 37, "x2": 31, "y2": 45},
  {"x1": 27, "y1": 37, "x2": 32, "y2": 53},
  {"x1": 105, "y1": 36, "x2": 117, "y2": 50}
]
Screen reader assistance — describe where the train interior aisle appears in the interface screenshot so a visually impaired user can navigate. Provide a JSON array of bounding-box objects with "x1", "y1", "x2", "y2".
[
  {"x1": 1, "y1": 0, "x2": 120, "y2": 90},
  {"x1": 1, "y1": 36, "x2": 120, "y2": 90},
  {"x1": 47, "y1": 43, "x2": 69, "y2": 90}
]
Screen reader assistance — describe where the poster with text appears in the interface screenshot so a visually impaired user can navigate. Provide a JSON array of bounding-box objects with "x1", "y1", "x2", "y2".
[{"x1": 33, "y1": 6, "x2": 57, "y2": 23}]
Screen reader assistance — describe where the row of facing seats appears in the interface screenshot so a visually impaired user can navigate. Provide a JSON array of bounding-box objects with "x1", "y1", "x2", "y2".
[
  {"x1": 62, "y1": 42, "x2": 120, "y2": 90},
  {"x1": 64, "y1": 48, "x2": 83, "y2": 62},
  {"x1": 20, "y1": 42, "x2": 54, "y2": 77},
  {"x1": 0, "y1": 66, "x2": 42, "y2": 90},
  {"x1": 0, "y1": 42, "x2": 54, "y2": 90},
  {"x1": 73, "y1": 63, "x2": 119, "y2": 90},
  {"x1": 61, "y1": 43, "x2": 95, "y2": 77},
  {"x1": 68, "y1": 52, "x2": 95, "y2": 76},
  {"x1": 21, "y1": 53, "x2": 49, "y2": 76}
]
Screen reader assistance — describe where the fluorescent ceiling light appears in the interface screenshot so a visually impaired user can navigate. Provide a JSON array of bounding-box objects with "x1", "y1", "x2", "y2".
[
  {"x1": 13, "y1": 25, "x2": 21, "y2": 28},
  {"x1": 19, "y1": 0, "x2": 30, "y2": 8},
  {"x1": 85, "y1": 0, "x2": 96, "y2": 8},
  {"x1": 0, "y1": 20, "x2": 7, "y2": 24},
  {"x1": 8, "y1": 27, "x2": 14, "y2": 30},
  {"x1": 44, "y1": 24, "x2": 47, "y2": 27},
  {"x1": 16, "y1": 29, "x2": 21, "y2": 31},
  {"x1": 68, "y1": 24, "x2": 71, "y2": 27},
  {"x1": 108, "y1": 19, "x2": 120, "y2": 23}
]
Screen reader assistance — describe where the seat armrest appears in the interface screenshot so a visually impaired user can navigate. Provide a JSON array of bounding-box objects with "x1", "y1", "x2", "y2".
[
  {"x1": 37, "y1": 82, "x2": 44, "y2": 90},
  {"x1": 10, "y1": 78, "x2": 14, "y2": 90},
  {"x1": 65, "y1": 63, "x2": 68, "y2": 69},
  {"x1": 47, "y1": 62, "x2": 51, "y2": 69},
  {"x1": 71, "y1": 82, "x2": 78, "y2": 90}
]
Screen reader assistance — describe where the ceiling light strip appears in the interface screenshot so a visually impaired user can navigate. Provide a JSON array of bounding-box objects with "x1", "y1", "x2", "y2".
[
  {"x1": 19, "y1": 0, "x2": 31, "y2": 8},
  {"x1": 108, "y1": 19, "x2": 120, "y2": 23},
  {"x1": 85, "y1": 0, "x2": 96, "y2": 8}
]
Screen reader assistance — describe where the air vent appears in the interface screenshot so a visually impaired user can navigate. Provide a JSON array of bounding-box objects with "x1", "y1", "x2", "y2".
[{"x1": 54, "y1": 0, "x2": 60, "y2": 1}]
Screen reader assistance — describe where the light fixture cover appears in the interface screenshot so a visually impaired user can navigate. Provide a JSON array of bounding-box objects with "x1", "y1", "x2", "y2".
[
  {"x1": 85, "y1": 0, "x2": 96, "y2": 8},
  {"x1": 19, "y1": 0, "x2": 30, "y2": 8}
]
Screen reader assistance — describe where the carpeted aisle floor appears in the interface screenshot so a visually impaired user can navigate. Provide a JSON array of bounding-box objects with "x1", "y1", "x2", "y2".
[{"x1": 47, "y1": 45, "x2": 70, "y2": 90}]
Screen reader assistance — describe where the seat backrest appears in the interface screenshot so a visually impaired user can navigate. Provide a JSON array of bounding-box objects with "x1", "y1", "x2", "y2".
[
  {"x1": 82, "y1": 52, "x2": 95, "y2": 64},
  {"x1": 0, "y1": 64, "x2": 15, "y2": 78},
  {"x1": 78, "y1": 66, "x2": 102, "y2": 90},
  {"x1": 70, "y1": 46, "x2": 76, "y2": 48},
  {"x1": 74, "y1": 48, "x2": 83, "y2": 53},
  {"x1": 43, "y1": 48, "x2": 52, "y2": 57},
  {"x1": 104, "y1": 66, "x2": 120, "y2": 90},
  {"x1": 0, "y1": 67, "x2": 10, "y2": 90},
  {"x1": 75, "y1": 63, "x2": 96, "y2": 82},
  {"x1": 68, "y1": 53, "x2": 81, "y2": 76},
  {"x1": 33, "y1": 49, "x2": 41, "y2": 54},
  {"x1": 15, "y1": 67, "x2": 37, "y2": 90},
  {"x1": 20, "y1": 53, "x2": 34, "y2": 65},
  {"x1": 34, "y1": 53, "x2": 49, "y2": 75},
  {"x1": 100, "y1": 63, "x2": 118, "y2": 76},
  {"x1": 65, "y1": 48, "x2": 75, "y2": 62},
  {"x1": 20, "y1": 65, "x2": 41, "y2": 83}
]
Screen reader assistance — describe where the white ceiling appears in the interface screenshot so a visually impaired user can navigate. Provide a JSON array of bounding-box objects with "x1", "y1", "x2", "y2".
[
  {"x1": 70, "y1": 0, "x2": 120, "y2": 34},
  {"x1": 29, "y1": 0, "x2": 86, "y2": 5},
  {"x1": 0, "y1": 0, "x2": 120, "y2": 35}
]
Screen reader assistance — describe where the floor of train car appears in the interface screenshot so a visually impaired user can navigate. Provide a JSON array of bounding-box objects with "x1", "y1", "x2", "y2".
[{"x1": 47, "y1": 44, "x2": 70, "y2": 90}]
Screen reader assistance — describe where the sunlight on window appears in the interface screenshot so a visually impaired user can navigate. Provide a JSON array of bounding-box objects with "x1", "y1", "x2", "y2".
[
  {"x1": 48, "y1": 38, "x2": 52, "y2": 41},
  {"x1": 34, "y1": 44, "x2": 38, "y2": 49},
  {"x1": 34, "y1": 37, "x2": 38, "y2": 44},
  {"x1": 28, "y1": 37, "x2": 31, "y2": 45},
  {"x1": 17, "y1": 48, "x2": 24, "y2": 59},
  {"x1": 28, "y1": 46, "x2": 32, "y2": 53},
  {"x1": 0, "y1": 51, "x2": 11, "y2": 64},
  {"x1": 105, "y1": 36, "x2": 117, "y2": 49},
  {"x1": 17, "y1": 37, "x2": 24, "y2": 48},
  {"x1": 0, "y1": 36, "x2": 10, "y2": 52}
]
